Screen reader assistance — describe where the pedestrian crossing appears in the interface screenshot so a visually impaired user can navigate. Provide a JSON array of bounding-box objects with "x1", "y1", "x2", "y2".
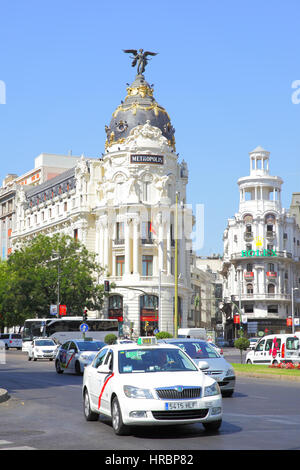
[{"x1": 0, "y1": 439, "x2": 36, "y2": 450}]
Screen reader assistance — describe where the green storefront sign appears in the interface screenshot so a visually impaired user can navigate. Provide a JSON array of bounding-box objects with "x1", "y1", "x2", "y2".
[{"x1": 241, "y1": 249, "x2": 277, "y2": 257}]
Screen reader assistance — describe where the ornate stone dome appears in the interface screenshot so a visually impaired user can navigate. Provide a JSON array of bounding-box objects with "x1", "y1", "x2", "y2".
[{"x1": 105, "y1": 74, "x2": 176, "y2": 150}]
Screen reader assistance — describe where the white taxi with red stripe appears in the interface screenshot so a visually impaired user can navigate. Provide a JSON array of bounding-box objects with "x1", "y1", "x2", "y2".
[
  {"x1": 82, "y1": 337, "x2": 222, "y2": 435},
  {"x1": 55, "y1": 339, "x2": 106, "y2": 375}
]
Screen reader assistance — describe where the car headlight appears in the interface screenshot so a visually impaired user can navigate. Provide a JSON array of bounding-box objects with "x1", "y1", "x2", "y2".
[
  {"x1": 123, "y1": 385, "x2": 153, "y2": 399},
  {"x1": 225, "y1": 367, "x2": 235, "y2": 377},
  {"x1": 204, "y1": 382, "x2": 221, "y2": 397}
]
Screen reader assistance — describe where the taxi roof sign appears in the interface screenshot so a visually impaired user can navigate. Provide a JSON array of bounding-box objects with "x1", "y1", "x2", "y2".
[{"x1": 137, "y1": 336, "x2": 157, "y2": 346}]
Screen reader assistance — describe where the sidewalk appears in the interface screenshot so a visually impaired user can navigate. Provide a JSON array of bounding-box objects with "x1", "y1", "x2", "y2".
[
  {"x1": 0, "y1": 388, "x2": 9, "y2": 403},
  {"x1": 235, "y1": 370, "x2": 300, "y2": 382}
]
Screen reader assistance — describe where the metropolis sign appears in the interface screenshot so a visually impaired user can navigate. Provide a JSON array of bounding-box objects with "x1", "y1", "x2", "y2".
[{"x1": 130, "y1": 154, "x2": 164, "y2": 164}]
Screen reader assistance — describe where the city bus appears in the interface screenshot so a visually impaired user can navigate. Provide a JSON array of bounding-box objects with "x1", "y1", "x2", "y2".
[{"x1": 21, "y1": 317, "x2": 119, "y2": 351}]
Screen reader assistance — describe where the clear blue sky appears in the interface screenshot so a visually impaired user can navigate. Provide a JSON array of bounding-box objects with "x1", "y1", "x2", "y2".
[{"x1": 1, "y1": 0, "x2": 300, "y2": 256}]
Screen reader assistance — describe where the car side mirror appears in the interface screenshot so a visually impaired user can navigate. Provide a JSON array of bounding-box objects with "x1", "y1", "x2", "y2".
[
  {"x1": 97, "y1": 364, "x2": 111, "y2": 374},
  {"x1": 198, "y1": 361, "x2": 209, "y2": 371},
  {"x1": 69, "y1": 349, "x2": 75, "y2": 354}
]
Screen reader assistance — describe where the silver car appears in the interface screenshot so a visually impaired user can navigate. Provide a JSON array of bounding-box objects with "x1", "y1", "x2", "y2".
[
  {"x1": 55, "y1": 339, "x2": 106, "y2": 374},
  {"x1": 159, "y1": 338, "x2": 235, "y2": 397}
]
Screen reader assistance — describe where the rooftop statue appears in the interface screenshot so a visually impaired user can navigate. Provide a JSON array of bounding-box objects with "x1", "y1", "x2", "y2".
[{"x1": 123, "y1": 48, "x2": 158, "y2": 75}]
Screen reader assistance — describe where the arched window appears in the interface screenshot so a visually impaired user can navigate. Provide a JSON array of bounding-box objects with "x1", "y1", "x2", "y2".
[
  {"x1": 108, "y1": 295, "x2": 123, "y2": 320},
  {"x1": 268, "y1": 283, "x2": 275, "y2": 294},
  {"x1": 246, "y1": 283, "x2": 253, "y2": 295},
  {"x1": 109, "y1": 295, "x2": 123, "y2": 310}
]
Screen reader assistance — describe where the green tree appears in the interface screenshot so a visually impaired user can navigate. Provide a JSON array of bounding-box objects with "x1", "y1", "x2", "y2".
[
  {"x1": 155, "y1": 331, "x2": 173, "y2": 339},
  {"x1": 234, "y1": 331, "x2": 250, "y2": 364},
  {"x1": 105, "y1": 334, "x2": 118, "y2": 344},
  {"x1": 1, "y1": 233, "x2": 108, "y2": 327}
]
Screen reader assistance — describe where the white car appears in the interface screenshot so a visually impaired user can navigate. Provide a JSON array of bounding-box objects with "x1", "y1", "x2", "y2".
[
  {"x1": 0, "y1": 333, "x2": 22, "y2": 350},
  {"x1": 248, "y1": 338, "x2": 259, "y2": 350},
  {"x1": 159, "y1": 339, "x2": 235, "y2": 397},
  {"x1": 55, "y1": 339, "x2": 106, "y2": 374},
  {"x1": 82, "y1": 337, "x2": 223, "y2": 435},
  {"x1": 28, "y1": 338, "x2": 58, "y2": 361}
]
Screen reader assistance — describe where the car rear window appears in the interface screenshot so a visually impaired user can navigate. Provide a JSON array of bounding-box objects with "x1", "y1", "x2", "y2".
[{"x1": 12, "y1": 334, "x2": 21, "y2": 339}]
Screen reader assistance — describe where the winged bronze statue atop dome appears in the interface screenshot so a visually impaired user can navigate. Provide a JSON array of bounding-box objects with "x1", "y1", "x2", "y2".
[{"x1": 123, "y1": 49, "x2": 158, "y2": 75}]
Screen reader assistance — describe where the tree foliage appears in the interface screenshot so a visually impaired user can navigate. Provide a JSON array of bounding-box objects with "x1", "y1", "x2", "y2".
[
  {"x1": 1, "y1": 234, "x2": 108, "y2": 328},
  {"x1": 155, "y1": 331, "x2": 173, "y2": 339}
]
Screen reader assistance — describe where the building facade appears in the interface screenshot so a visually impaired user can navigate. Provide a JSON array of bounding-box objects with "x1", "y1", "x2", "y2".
[
  {"x1": 11, "y1": 71, "x2": 193, "y2": 337},
  {"x1": 0, "y1": 153, "x2": 83, "y2": 260},
  {"x1": 221, "y1": 146, "x2": 300, "y2": 338}
]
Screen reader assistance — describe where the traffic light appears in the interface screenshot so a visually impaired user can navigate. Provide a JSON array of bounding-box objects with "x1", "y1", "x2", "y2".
[
  {"x1": 104, "y1": 280, "x2": 110, "y2": 292},
  {"x1": 83, "y1": 309, "x2": 88, "y2": 322}
]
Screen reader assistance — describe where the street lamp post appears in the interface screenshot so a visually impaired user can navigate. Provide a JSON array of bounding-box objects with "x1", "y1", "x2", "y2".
[
  {"x1": 292, "y1": 287, "x2": 299, "y2": 334},
  {"x1": 159, "y1": 269, "x2": 166, "y2": 333},
  {"x1": 174, "y1": 191, "x2": 179, "y2": 338},
  {"x1": 51, "y1": 252, "x2": 61, "y2": 318}
]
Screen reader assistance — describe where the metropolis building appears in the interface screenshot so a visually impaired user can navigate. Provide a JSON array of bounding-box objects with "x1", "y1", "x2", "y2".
[
  {"x1": 221, "y1": 146, "x2": 300, "y2": 338},
  {"x1": 11, "y1": 63, "x2": 193, "y2": 337}
]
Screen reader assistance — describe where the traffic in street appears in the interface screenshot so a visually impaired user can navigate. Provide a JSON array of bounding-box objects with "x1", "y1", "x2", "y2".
[{"x1": 1, "y1": 348, "x2": 300, "y2": 451}]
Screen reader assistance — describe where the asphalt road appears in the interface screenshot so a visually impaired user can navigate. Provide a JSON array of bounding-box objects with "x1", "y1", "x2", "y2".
[{"x1": 1, "y1": 350, "x2": 300, "y2": 452}]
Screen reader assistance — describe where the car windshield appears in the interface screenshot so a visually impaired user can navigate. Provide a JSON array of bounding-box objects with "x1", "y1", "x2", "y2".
[
  {"x1": 35, "y1": 340, "x2": 55, "y2": 346},
  {"x1": 167, "y1": 341, "x2": 220, "y2": 359},
  {"x1": 118, "y1": 348, "x2": 198, "y2": 374},
  {"x1": 77, "y1": 341, "x2": 105, "y2": 351}
]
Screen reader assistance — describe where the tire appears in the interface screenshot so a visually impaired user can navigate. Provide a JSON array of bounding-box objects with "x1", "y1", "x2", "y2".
[
  {"x1": 75, "y1": 361, "x2": 82, "y2": 375},
  {"x1": 33, "y1": 357, "x2": 37, "y2": 361},
  {"x1": 203, "y1": 419, "x2": 222, "y2": 432},
  {"x1": 246, "y1": 359, "x2": 252, "y2": 364},
  {"x1": 49, "y1": 358, "x2": 53, "y2": 361},
  {"x1": 83, "y1": 390, "x2": 98, "y2": 421},
  {"x1": 55, "y1": 360, "x2": 64, "y2": 374},
  {"x1": 272, "y1": 360, "x2": 278, "y2": 365},
  {"x1": 222, "y1": 390, "x2": 234, "y2": 398},
  {"x1": 28, "y1": 356, "x2": 32, "y2": 361},
  {"x1": 111, "y1": 397, "x2": 130, "y2": 435}
]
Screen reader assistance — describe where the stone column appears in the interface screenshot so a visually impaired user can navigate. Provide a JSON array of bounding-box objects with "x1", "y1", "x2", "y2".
[
  {"x1": 124, "y1": 219, "x2": 131, "y2": 275},
  {"x1": 133, "y1": 218, "x2": 139, "y2": 275},
  {"x1": 157, "y1": 212, "x2": 164, "y2": 273}
]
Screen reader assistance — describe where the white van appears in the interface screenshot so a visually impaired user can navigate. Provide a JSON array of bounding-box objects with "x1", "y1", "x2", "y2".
[
  {"x1": 0, "y1": 333, "x2": 22, "y2": 350},
  {"x1": 246, "y1": 333, "x2": 300, "y2": 365},
  {"x1": 177, "y1": 328, "x2": 207, "y2": 340}
]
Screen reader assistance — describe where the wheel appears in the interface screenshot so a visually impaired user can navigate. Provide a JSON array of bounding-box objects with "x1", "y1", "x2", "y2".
[
  {"x1": 246, "y1": 359, "x2": 252, "y2": 364},
  {"x1": 28, "y1": 355, "x2": 32, "y2": 361},
  {"x1": 55, "y1": 360, "x2": 64, "y2": 374},
  {"x1": 111, "y1": 397, "x2": 130, "y2": 435},
  {"x1": 222, "y1": 390, "x2": 234, "y2": 398},
  {"x1": 5, "y1": 344, "x2": 8, "y2": 350},
  {"x1": 83, "y1": 390, "x2": 98, "y2": 421},
  {"x1": 49, "y1": 358, "x2": 53, "y2": 361},
  {"x1": 75, "y1": 361, "x2": 82, "y2": 375},
  {"x1": 273, "y1": 360, "x2": 278, "y2": 365},
  {"x1": 203, "y1": 419, "x2": 222, "y2": 432},
  {"x1": 33, "y1": 357, "x2": 37, "y2": 361}
]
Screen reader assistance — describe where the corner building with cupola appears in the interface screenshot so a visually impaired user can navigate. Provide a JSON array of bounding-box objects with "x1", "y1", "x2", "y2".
[
  {"x1": 221, "y1": 146, "x2": 300, "y2": 339},
  {"x1": 11, "y1": 68, "x2": 192, "y2": 337}
]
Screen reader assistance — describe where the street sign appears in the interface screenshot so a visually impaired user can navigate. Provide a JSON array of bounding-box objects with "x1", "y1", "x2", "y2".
[
  {"x1": 80, "y1": 323, "x2": 89, "y2": 333},
  {"x1": 294, "y1": 318, "x2": 300, "y2": 326},
  {"x1": 50, "y1": 305, "x2": 57, "y2": 315},
  {"x1": 59, "y1": 305, "x2": 67, "y2": 316},
  {"x1": 154, "y1": 328, "x2": 159, "y2": 334},
  {"x1": 241, "y1": 315, "x2": 247, "y2": 323}
]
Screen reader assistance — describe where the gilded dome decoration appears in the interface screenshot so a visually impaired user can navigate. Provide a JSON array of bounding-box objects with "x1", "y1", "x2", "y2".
[{"x1": 105, "y1": 73, "x2": 176, "y2": 151}]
